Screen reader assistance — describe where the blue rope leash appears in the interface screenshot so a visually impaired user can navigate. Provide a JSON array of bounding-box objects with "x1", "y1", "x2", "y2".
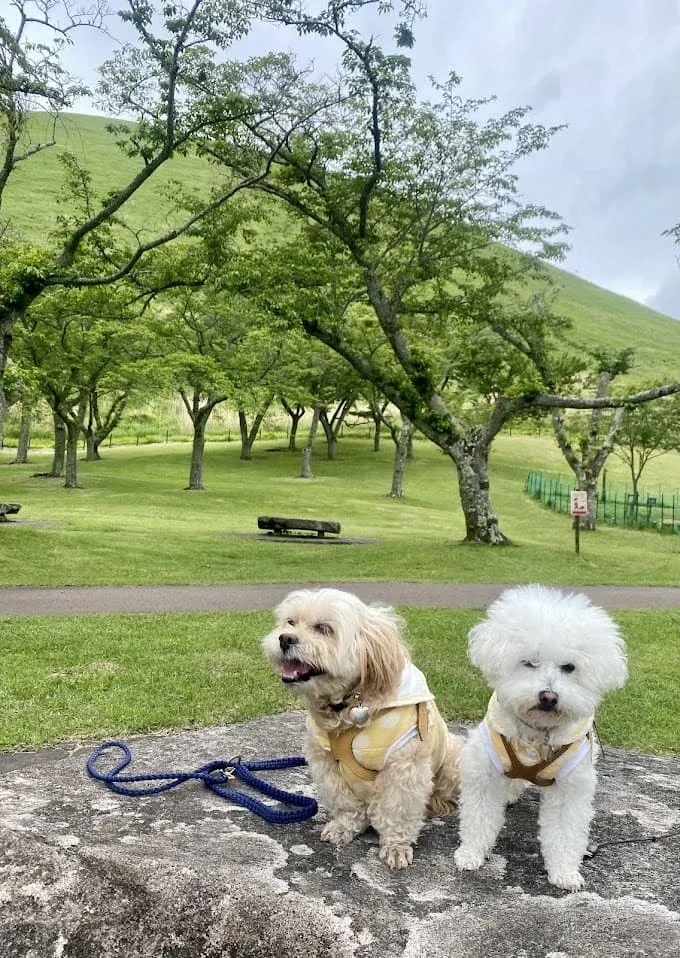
[{"x1": 86, "y1": 740, "x2": 318, "y2": 825}]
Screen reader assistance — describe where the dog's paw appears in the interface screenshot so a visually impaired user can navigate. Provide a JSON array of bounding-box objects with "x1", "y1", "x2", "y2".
[
  {"x1": 320, "y1": 821, "x2": 358, "y2": 846},
  {"x1": 548, "y1": 868, "x2": 585, "y2": 891},
  {"x1": 379, "y1": 843, "x2": 413, "y2": 870},
  {"x1": 454, "y1": 846, "x2": 485, "y2": 871}
]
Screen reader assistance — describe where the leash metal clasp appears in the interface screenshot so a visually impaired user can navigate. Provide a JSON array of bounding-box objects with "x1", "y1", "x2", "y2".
[{"x1": 209, "y1": 755, "x2": 242, "y2": 785}]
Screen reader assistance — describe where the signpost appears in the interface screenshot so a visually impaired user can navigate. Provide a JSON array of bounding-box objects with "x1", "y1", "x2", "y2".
[{"x1": 569, "y1": 491, "x2": 589, "y2": 555}]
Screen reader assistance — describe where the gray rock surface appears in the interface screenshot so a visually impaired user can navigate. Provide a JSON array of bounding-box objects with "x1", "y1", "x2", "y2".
[{"x1": 1, "y1": 712, "x2": 678, "y2": 957}]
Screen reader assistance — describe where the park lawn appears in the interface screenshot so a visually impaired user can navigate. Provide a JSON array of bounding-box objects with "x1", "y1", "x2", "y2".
[
  {"x1": 1, "y1": 436, "x2": 679, "y2": 587},
  {"x1": 0, "y1": 608, "x2": 677, "y2": 755}
]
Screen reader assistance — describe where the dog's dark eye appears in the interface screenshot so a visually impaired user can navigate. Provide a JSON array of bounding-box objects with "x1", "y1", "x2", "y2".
[
  {"x1": 523, "y1": 661, "x2": 538, "y2": 669},
  {"x1": 314, "y1": 622, "x2": 333, "y2": 636},
  {"x1": 561, "y1": 663, "x2": 576, "y2": 674},
  {"x1": 286, "y1": 618, "x2": 295, "y2": 627}
]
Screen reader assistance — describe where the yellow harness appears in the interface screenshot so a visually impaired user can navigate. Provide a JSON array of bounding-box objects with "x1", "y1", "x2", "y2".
[
  {"x1": 309, "y1": 695, "x2": 450, "y2": 798},
  {"x1": 481, "y1": 693, "x2": 593, "y2": 787}
]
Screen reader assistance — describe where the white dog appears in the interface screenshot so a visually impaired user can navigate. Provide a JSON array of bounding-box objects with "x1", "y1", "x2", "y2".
[
  {"x1": 454, "y1": 584, "x2": 627, "y2": 891},
  {"x1": 262, "y1": 588, "x2": 462, "y2": 869}
]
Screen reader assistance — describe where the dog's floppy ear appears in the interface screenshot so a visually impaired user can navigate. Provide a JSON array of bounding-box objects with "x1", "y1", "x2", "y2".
[
  {"x1": 593, "y1": 619, "x2": 628, "y2": 693},
  {"x1": 357, "y1": 604, "x2": 408, "y2": 698},
  {"x1": 467, "y1": 619, "x2": 509, "y2": 684}
]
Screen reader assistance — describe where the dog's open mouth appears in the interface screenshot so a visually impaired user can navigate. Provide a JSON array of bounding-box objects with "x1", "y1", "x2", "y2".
[{"x1": 280, "y1": 659, "x2": 325, "y2": 683}]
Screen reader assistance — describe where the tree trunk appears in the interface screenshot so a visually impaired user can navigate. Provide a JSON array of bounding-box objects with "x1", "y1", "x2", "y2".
[
  {"x1": 288, "y1": 417, "x2": 300, "y2": 452},
  {"x1": 451, "y1": 444, "x2": 510, "y2": 545},
  {"x1": 301, "y1": 405, "x2": 321, "y2": 479},
  {"x1": 51, "y1": 413, "x2": 66, "y2": 477},
  {"x1": 187, "y1": 416, "x2": 207, "y2": 490},
  {"x1": 551, "y1": 388, "x2": 627, "y2": 533},
  {"x1": 280, "y1": 399, "x2": 305, "y2": 452},
  {"x1": 180, "y1": 390, "x2": 227, "y2": 490},
  {"x1": 62, "y1": 393, "x2": 89, "y2": 489},
  {"x1": 389, "y1": 418, "x2": 413, "y2": 498},
  {"x1": 238, "y1": 409, "x2": 251, "y2": 460},
  {"x1": 627, "y1": 476, "x2": 639, "y2": 523},
  {"x1": 373, "y1": 418, "x2": 381, "y2": 452},
  {"x1": 87, "y1": 390, "x2": 127, "y2": 459},
  {"x1": 64, "y1": 418, "x2": 81, "y2": 489},
  {"x1": 319, "y1": 399, "x2": 353, "y2": 460},
  {"x1": 0, "y1": 391, "x2": 6, "y2": 451},
  {"x1": 319, "y1": 408, "x2": 336, "y2": 460},
  {"x1": 85, "y1": 431, "x2": 101, "y2": 461},
  {"x1": 13, "y1": 405, "x2": 31, "y2": 463},
  {"x1": 84, "y1": 396, "x2": 99, "y2": 460},
  {"x1": 366, "y1": 394, "x2": 390, "y2": 452},
  {"x1": 579, "y1": 474, "x2": 599, "y2": 532},
  {"x1": 0, "y1": 323, "x2": 12, "y2": 450},
  {"x1": 238, "y1": 400, "x2": 272, "y2": 461}
]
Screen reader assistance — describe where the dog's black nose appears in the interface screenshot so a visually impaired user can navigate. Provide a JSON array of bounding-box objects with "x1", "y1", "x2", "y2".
[
  {"x1": 538, "y1": 689, "x2": 559, "y2": 710},
  {"x1": 279, "y1": 633, "x2": 299, "y2": 653}
]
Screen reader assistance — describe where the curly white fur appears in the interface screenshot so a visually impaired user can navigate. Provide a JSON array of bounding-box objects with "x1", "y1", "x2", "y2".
[
  {"x1": 454, "y1": 584, "x2": 628, "y2": 891},
  {"x1": 262, "y1": 588, "x2": 462, "y2": 869}
]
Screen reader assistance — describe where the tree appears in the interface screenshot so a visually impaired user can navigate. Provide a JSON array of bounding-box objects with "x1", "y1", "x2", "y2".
[
  {"x1": 387, "y1": 414, "x2": 414, "y2": 499},
  {"x1": 355, "y1": 387, "x2": 416, "y2": 496},
  {"x1": 293, "y1": 342, "x2": 361, "y2": 475},
  {"x1": 237, "y1": 391, "x2": 275, "y2": 461},
  {"x1": 11, "y1": 374, "x2": 40, "y2": 463},
  {"x1": 14, "y1": 281, "x2": 149, "y2": 487},
  {"x1": 279, "y1": 396, "x2": 306, "y2": 452},
  {"x1": 154, "y1": 290, "x2": 239, "y2": 490},
  {"x1": 84, "y1": 388, "x2": 129, "y2": 460},
  {"x1": 215, "y1": 1, "x2": 680, "y2": 543},
  {"x1": 0, "y1": 0, "x2": 315, "y2": 436},
  {"x1": 548, "y1": 351, "x2": 633, "y2": 531},
  {"x1": 152, "y1": 275, "x2": 286, "y2": 487},
  {"x1": 204, "y1": 6, "x2": 578, "y2": 542},
  {"x1": 613, "y1": 392, "x2": 680, "y2": 504},
  {"x1": 1, "y1": 0, "x2": 105, "y2": 434}
]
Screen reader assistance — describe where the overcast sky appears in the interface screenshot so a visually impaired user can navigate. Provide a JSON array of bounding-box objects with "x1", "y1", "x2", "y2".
[{"x1": 39, "y1": 0, "x2": 680, "y2": 318}]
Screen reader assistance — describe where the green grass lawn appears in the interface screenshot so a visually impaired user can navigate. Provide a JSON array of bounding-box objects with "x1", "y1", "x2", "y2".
[
  {"x1": 1, "y1": 436, "x2": 679, "y2": 587},
  {"x1": 1, "y1": 608, "x2": 677, "y2": 754}
]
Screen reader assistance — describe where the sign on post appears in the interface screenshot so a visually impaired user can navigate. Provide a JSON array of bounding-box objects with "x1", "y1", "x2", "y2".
[
  {"x1": 569, "y1": 491, "x2": 588, "y2": 517},
  {"x1": 569, "y1": 491, "x2": 588, "y2": 555}
]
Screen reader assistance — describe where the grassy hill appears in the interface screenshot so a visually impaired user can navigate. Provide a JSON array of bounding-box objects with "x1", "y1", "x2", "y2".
[
  {"x1": 3, "y1": 112, "x2": 680, "y2": 381},
  {"x1": 2, "y1": 112, "x2": 224, "y2": 238}
]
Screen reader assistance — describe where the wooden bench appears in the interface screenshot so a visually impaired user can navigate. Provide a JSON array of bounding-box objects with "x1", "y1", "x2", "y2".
[
  {"x1": 257, "y1": 516, "x2": 341, "y2": 538},
  {"x1": 0, "y1": 503, "x2": 21, "y2": 522}
]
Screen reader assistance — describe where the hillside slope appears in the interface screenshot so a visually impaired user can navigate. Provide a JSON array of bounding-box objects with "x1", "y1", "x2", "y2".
[{"x1": 3, "y1": 112, "x2": 680, "y2": 381}]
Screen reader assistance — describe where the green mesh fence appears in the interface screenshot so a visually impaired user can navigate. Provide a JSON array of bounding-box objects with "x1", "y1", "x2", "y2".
[{"x1": 524, "y1": 471, "x2": 680, "y2": 534}]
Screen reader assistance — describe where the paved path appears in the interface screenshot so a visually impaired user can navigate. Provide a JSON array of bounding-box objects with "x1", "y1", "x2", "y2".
[{"x1": 2, "y1": 581, "x2": 680, "y2": 616}]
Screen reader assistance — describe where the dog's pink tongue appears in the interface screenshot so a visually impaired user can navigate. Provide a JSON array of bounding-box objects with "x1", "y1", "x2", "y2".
[{"x1": 281, "y1": 660, "x2": 308, "y2": 680}]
